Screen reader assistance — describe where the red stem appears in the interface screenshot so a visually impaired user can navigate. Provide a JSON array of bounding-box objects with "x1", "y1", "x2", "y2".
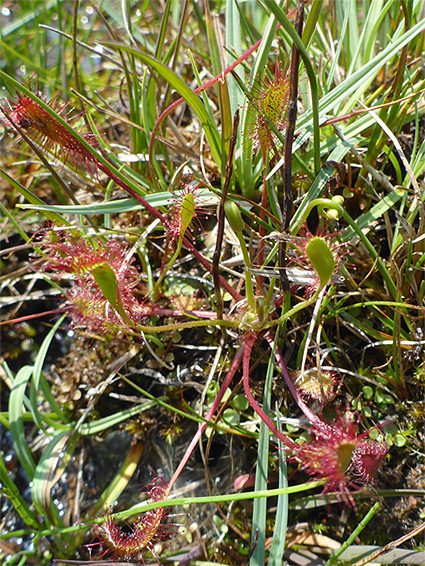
[
  {"x1": 0, "y1": 309, "x2": 65, "y2": 327},
  {"x1": 165, "y1": 340, "x2": 246, "y2": 497},
  {"x1": 242, "y1": 333, "x2": 298, "y2": 450},
  {"x1": 267, "y1": 335, "x2": 322, "y2": 427}
]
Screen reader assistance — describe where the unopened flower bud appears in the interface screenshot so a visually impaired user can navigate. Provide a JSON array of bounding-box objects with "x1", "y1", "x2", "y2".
[
  {"x1": 224, "y1": 201, "x2": 245, "y2": 233},
  {"x1": 305, "y1": 236, "x2": 336, "y2": 288}
]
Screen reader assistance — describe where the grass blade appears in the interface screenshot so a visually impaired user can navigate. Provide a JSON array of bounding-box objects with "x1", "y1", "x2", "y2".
[
  {"x1": 9, "y1": 365, "x2": 36, "y2": 481},
  {"x1": 250, "y1": 332, "x2": 278, "y2": 566},
  {"x1": 268, "y1": 407, "x2": 288, "y2": 566},
  {"x1": 0, "y1": 456, "x2": 39, "y2": 529},
  {"x1": 99, "y1": 42, "x2": 222, "y2": 170}
]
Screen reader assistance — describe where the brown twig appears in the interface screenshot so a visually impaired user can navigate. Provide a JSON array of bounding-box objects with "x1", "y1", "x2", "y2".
[
  {"x1": 350, "y1": 522, "x2": 425, "y2": 566},
  {"x1": 213, "y1": 108, "x2": 240, "y2": 320},
  {"x1": 278, "y1": 0, "x2": 305, "y2": 291}
]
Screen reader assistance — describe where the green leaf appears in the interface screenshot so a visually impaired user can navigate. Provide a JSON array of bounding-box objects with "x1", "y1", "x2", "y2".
[
  {"x1": 0, "y1": 168, "x2": 67, "y2": 225},
  {"x1": 268, "y1": 408, "x2": 288, "y2": 566},
  {"x1": 304, "y1": 17, "x2": 425, "y2": 120},
  {"x1": 92, "y1": 264, "x2": 129, "y2": 323},
  {"x1": 0, "y1": 456, "x2": 39, "y2": 529},
  {"x1": 250, "y1": 334, "x2": 277, "y2": 566},
  {"x1": 32, "y1": 429, "x2": 78, "y2": 537},
  {"x1": 92, "y1": 264, "x2": 118, "y2": 309},
  {"x1": 17, "y1": 189, "x2": 218, "y2": 216},
  {"x1": 9, "y1": 366, "x2": 36, "y2": 481},
  {"x1": 231, "y1": 394, "x2": 249, "y2": 411},
  {"x1": 0, "y1": 0, "x2": 57, "y2": 36},
  {"x1": 179, "y1": 192, "x2": 196, "y2": 237},
  {"x1": 342, "y1": 190, "x2": 403, "y2": 242},
  {"x1": 306, "y1": 237, "x2": 336, "y2": 288},
  {"x1": 90, "y1": 442, "x2": 144, "y2": 516},
  {"x1": 30, "y1": 314, "x2": 68, "y2": 431},
  {"x1": 99, "y1": 42, "x2": 222, "y2": 170},
  {"x1": 224, "y1": 200, "x2": 246, "y2": 232},
  {"x1": 79, "y1": 400, "x2": 158, "y2": 436}
]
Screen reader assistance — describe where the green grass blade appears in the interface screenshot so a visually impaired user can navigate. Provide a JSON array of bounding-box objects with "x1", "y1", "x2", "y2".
[
  {"x1": 205, "y1": 2, "x2": 232, "y2": 173},
  {"x1": 225, "y1": 0, "x2": 245, "y2": 117},
  {"x1": 32, "y1": 428, "x2": 78, "y2": 531},
  {"x1": 302, "y1": 0, "x2": 323, "y2": 48},
  {"x1": 325, "y1": 0, "x2": 350, "y2": 92},
  {"x1": 336, "y1": 20, "x2": 425, "y2": 116},
  {"x1": 0, "y1": 201, "x2": 30, "y2": 242},
  {"x1": 268, "y1": 407, "x2": 288, "y2": 566},
  {"x1": 99, "y1": 42, "x2": 222, "y2": 170},
  {"x1": 89, "y1": 442, "x2": 144, "y2": 516},
  {"x1": 0, "y1": 0, "x2": 56, "y2": 37},
  {"x1": 30, "y1": 315, "x2": 68, "y2": 431},
  {"x1": 9, "y1": 366, "x2": 36, "y2": 481},
  {"x1": 79, "y1": 400, "x2": 158, "y2": 436},
  {"x1": 104, "y1": 480, "x2": 324, "y2": 521},
  {"x1": 0, "y1": 168, "x2": 68, "y2": 225},
  {"x1": 250, "y1": 332, "x2": 278, "y2": 566},
  {"x1": 0, "y1": 456, "x2": 39, "y2": 529},
  {"x1": 17, "y1": 189, "x2": 218, "y2": 215},
  {"x1": 342, "y1": 190, "x2": 404, "y2": 242},
  {"x1": 98, "y1": 1, "x2": 149, "y2": 48}
]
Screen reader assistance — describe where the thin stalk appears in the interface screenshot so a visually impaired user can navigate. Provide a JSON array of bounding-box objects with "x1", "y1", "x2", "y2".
[
  {"x1": 132, "y1": 318, "x2": 238, "y2": 334},
  {"x1": 326, "y1": 502, "x2": 381, "y2": 566},
  {"x1": 279, "y1": 0, "x2": 304, "y2": 292},
  {"x1": 235, "y1": 231, "x2": 256, "y2": 312},
  {"x1": 243, "y1": 333, "x2": 298, "y2": 449},
  {"x1": 265, "y1": 283, "x2": 323, "y2": 330},
  {"x1": 269, "y1": 336, "x2": 322, "y2": 428},
  {"x1": 264, "y1": 274, "x2": 277, "y2": 314},
  {"x1": 213, "y1": 109, "x2": 240, "y2": 319},
  {"x1": 256, "y1": 174, "x2": 270, "y2": 292},
  {"x1": 152, "y1": 237, "x2": 183, "y2": 301},
  {"x1": 165, "y1": 341, "x2": 246, "y2": 497}
]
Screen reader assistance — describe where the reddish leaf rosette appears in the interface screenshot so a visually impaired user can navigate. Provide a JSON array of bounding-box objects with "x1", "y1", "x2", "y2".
[
  {"x1": 37, "y1": 228, "x2": 143, "y2": 334},
  {"x1": 296, "y1": 411, "x2": 388, "y2": 502},
  {"x1": 88, "y1": 477, "x2": 169, "y2": 563}
]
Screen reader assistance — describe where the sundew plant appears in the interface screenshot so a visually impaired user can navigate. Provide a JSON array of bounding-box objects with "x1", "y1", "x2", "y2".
[{"x1": 1, "y1": 1, "x2": 425, "y2": 565}]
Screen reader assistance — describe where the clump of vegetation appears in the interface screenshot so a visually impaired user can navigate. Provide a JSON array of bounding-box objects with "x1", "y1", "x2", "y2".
[{"x1": 1, "y1": 1, "x2": 424, "y2": 565}]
